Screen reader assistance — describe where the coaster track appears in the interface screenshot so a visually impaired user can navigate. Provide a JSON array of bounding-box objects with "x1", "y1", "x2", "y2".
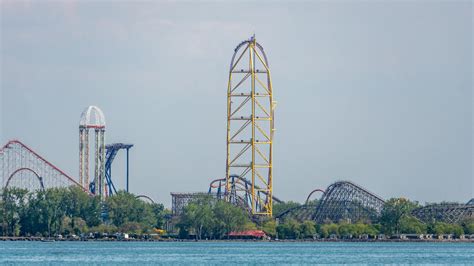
[
  {"x1": 0, "y1": 140, "x2": 87, "y2": 192},
  {"x1": 411, "y1": 202, "x2": 474, "y2": 224},
  {"x1": 276, "y1": 181, "x2": 385, "y2": 223},
  {"x1": 226, "y1": 36, "x2": 276, "y2": 216},
  {"x1": 209, "y1": 175, "x2": 283, "y2": 214}
]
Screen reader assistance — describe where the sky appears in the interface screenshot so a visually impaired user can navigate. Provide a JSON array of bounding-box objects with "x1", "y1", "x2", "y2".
[{"x1": 1, "y1": 0, "x2": 472, "y2": 207}]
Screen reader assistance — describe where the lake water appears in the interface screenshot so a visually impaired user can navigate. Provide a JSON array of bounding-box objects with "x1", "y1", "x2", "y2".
[{"x1": 0, "y1": 241, "x2": 473, "y2": 264}]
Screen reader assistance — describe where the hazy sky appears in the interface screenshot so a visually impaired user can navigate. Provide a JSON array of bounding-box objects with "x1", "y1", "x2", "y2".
[{"x1": 1, "y1": 1, "x2": 472, "y2": 207}]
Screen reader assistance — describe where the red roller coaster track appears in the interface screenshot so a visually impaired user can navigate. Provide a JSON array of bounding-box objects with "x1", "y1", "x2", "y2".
[{"x1": 0, "y1": 140, "x2": 88, "y2": 192}]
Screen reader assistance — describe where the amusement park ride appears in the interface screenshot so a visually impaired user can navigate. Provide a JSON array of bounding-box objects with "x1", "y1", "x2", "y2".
[
  {"x1": 79, "y1": 106, "x2": 106, "y2": 198},
  {"x1": 1, "y1": 106, "x2": 133, "y2": 199},
  {"x1": 1, "y1": 36, "x2": 472, "y2": 224},
  {"x1": 225, "y1": 35, "x2": 276, "y2": 216}
]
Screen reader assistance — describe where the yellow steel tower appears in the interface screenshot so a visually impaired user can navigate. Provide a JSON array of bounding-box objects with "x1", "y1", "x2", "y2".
[{"x1": 226, "y1": 36, "x2": 276, "y2": 216}]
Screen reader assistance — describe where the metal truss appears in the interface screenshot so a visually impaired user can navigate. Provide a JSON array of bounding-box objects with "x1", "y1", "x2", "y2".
[
  {"x1": 104, "y1": 143, "x2": 133, "y2": 196},
  {"x1": 209, "y1": 175, "x2": 283, "y2": 216},
  {"x1": 170, "y1": 192, "x2": 216, "y2": 216},
  {"x1": 0, "y1": 140, "x2": 86, "y2": 192},
  {"x1": 226, "y1": 35, "x2": 276, "y2": 216},
  {"x1": 276, "y1": 181, "x2": 385, "y2": 223},
  {"x1": 412, "y1": 203, "x2": 474, "y2": 224}
]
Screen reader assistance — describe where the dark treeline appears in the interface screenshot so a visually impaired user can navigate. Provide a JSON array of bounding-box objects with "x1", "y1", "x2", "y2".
[{"x1": 0, "y1": 187, "x2": 167, "y2": 237}]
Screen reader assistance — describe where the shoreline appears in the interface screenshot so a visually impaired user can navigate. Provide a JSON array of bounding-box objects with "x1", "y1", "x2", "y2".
[{"x1": 1, "y1": 237, "x2": 473, "y2": 243}]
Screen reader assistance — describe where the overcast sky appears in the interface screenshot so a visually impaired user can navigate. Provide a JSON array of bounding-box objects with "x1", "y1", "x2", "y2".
[{"x1": 1, "y1": 1, "x2": 472, "y2": 207}]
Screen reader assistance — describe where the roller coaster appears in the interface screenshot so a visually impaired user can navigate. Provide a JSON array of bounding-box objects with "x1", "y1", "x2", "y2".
[
  {"x1": 0, "y1": 140, "x2": 86, "y2": 192},
  {"x1": 0, "y1": 138, "x2": 134, "y2": 196},
  {"x1": 169, "y1": 178, "x2": 385, "y2": 224},
  {"x1": 210, "y1": 175, "x2": 283, "y2": 212},
  {"x1": 276, "y1": 181, "x2": 385, "y2": 223},
  {"x1": 411, "y1": 201, "x2": 474, "y2": 224},
  {"x1": 171, "y1": 175, "x2": 285, "y2": 217},
  {"x1": 226, "y1": 35, "x2": 276, "y2": 216}
]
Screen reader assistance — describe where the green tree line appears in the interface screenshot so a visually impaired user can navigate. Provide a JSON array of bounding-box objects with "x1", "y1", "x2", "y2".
[
  {"x1": 0, "y1": 187, "x2": 166, "y2": 237},
  {"x1": 174, "y1": 196, "x2": 474, "y2": 240},
  {"x1": 270, "y1": 197, "x2": 474, "y2": 239},
  {"x1": 269, "y1": 219, "x2": 472, "y2": 240},
  {"x1": 2, "y1": 188, "x2": 472, "y2": 240},
  {"x1": 176, "y1": 196, "x2": 255, "y2": 239}
]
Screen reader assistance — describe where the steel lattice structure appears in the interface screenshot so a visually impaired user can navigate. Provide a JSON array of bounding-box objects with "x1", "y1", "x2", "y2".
[
  {"x1": 226, "y1": 35, "x2": 276, "y2": 216},
  {"x1": 412, "y1": 203, "x2": 474, "y2": 224},
  {"x1": 0, "y1": 140, "x2": 86, "y2": 192},
  {"x1": 170, "y1": 192, "x2": 216, "y2": 216},
  {"x1": 79, "y1": 106, "x2": 106, "y2": 198},
  {"x1": 209, "y1": 175, "x2": 283, "y2": 215},
  {"x1": 276, "y1": 181, "x2": 385, "y2": 223}
]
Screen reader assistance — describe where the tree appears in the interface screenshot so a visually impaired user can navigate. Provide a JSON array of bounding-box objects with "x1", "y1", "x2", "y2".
[
  {"x1": 213, "y1": 200, "x2": 248, "y2": 239},
  {"x1": 380, "y1": 198, "x2": 419, "y2": 235},
  {"x1": 300, "y1": 220, "x2": 316, "y2": 238},
  {"x1": 337, "y1": 222, "x2": 353, "y2": 238},
  {"x1": 89, "y1": 224, "x2": 118, "y2": 234},
  {"x1": 1, "y1": 186, "x2": 174, "y2": 238},
  {"x1": 179, "y1": 201, "x2": 215, "y2": 240},
  {"x1": 120, "y1": 222, "x2": 144, "y2": 234},
  {"x1": 355, "y1": 222, "x2": 379, "y2": 236},
  {"x1": 273, "y1": 201, "x2": 300, "y2": 217},
  {"x1": 319, "y1": 223, "x2": 338, "y2": 238},
  {"x1": 449, "y1": 224, "x2": 464, "y2": 238},
  {"x1": 17, "y1": 187, "x2": 70, "y2": 237},
  {"x1": 463, "y1": 222, "x2": 474, "y2": 234},
  {"x1": 276, "y1": 219, "x2": 301, "y2": 239},
  {"x1": 106, "y1": 191, "x2": 137, "y2": 227},
  {"x1": 2, "y1": 188, "x2": 28, "y2": 236},
  {"x1": 176, "y1": 197, "x2": 254, "y2": 240},
  {"x1": 430, "y1": 222, "x2": 464, "y2": 237},
  {"x1": 42, "y1": 188, "x2": 69, "y2": 236},
  {"x1": 65, "y1": 187, "x2": 87, "y2": 217},
  {"x1": 83, "y1": 196, "x2": 101, "y2": 228},
  {"x1": 151, "y1": 202, "x2": 166, "y2": 229},
  {"x1": 399, "y1": 216, "x2": 427, "y2": 234},
  {"x1": 261, "y1": 220, "x2": 277, "y2": 237},
  {"x1": 20, "y1": 191, "x2": 48, "y2": 236},
  {"x1": 106, "y1": 191, "x2": 156, "y2": 229}
]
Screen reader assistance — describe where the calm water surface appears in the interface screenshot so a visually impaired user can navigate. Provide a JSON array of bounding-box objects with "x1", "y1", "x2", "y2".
[{"x1": 0, "y1": 241, "x2": 473, "y2": 264}]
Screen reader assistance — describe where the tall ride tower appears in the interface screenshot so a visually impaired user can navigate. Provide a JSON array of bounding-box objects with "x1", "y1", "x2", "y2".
[
  {"x1": 79, "y1": 106, "x2": 106, "y2": 198},
  {"x1": 226, "y1": 36, "x2": 276, "y2": 216}
]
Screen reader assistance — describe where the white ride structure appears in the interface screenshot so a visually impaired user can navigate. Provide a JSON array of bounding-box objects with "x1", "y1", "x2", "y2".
[{"x1": 79, "y1": 106, "x2": 106, "y2": 198}]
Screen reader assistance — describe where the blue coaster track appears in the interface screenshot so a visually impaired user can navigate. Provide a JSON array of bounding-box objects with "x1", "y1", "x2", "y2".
[{"x1": 105, "y1": 143, "x2": 133, "y2": 196}]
